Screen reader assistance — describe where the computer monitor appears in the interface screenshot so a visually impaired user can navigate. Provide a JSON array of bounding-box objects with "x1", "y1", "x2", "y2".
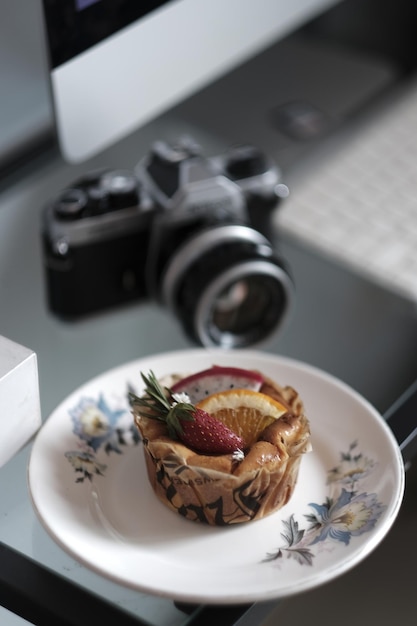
[{"x1": 41, "y1": 0, "x2": 341, "y2": 163}]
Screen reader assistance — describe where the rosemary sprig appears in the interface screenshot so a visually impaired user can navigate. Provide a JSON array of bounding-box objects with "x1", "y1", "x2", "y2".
[{"x1": 130, "y1": 370, "x2": 195, "y2": 440}]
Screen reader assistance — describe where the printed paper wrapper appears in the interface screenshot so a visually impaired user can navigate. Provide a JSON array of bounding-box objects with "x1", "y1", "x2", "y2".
[{"x1": 134, "y1": 380, "x2": 310, "y2": 526}]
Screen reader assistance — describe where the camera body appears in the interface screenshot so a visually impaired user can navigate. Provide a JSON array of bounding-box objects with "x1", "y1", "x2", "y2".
[{"x1": 42, "y1": 138, "x2": 294, "y2": 347}]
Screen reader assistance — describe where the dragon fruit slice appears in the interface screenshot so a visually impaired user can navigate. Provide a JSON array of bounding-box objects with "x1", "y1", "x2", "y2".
[{"x1": 171, "y1": 366, "x2": 264, "y2": 404}]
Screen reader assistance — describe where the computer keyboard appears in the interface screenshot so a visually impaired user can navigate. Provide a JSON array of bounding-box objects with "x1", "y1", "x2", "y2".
[{"x1": 275, "y1": 76, "x2": 417, "y2": 304}]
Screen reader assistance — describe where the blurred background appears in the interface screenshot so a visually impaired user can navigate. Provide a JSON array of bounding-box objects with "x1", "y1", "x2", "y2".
[{"x1": 1, "y1": 0, "x2": 417, "y2": 624}]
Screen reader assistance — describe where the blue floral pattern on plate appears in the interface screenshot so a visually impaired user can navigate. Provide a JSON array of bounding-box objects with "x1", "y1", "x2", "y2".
[
  {"x1": 65, "y1": 392, "x2": 140, "y2": 483},
  {"x1": 264, "y1": 441, "x2": 386, "y2": 566}
]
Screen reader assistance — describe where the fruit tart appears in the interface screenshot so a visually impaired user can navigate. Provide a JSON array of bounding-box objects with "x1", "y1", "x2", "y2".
[{"x1": 131, "y1": 365, "x2": 311, "y2": 525}]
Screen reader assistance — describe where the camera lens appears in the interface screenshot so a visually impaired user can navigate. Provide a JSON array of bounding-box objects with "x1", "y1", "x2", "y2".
[
  {"x1": 210, "y1": 276, "x2": 279, "y2": 337},
  {"x1": 161, "y1": 225, "x2": 294, "y2": 348},
  {"x1": 195, "y1": 261, "x2": 292, "y2": 347}
]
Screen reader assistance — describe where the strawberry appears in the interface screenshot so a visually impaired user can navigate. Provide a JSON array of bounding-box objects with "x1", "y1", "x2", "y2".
[
  {"x1": 176, "y1": 406, "x2": 244, "y2": 454},
  {"x1": 130, "y1": 371, "x2": 245, "y2": 454}
]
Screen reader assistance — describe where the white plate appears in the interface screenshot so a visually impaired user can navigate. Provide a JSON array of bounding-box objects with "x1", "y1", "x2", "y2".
[{"x1": 28, "y1": 349, "x2": 405, "y2": 604}]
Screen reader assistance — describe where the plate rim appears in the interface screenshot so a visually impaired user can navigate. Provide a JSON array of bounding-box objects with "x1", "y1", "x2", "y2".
[{"x1": 28, "y1": 348, "x2": 405, "y2": 604}]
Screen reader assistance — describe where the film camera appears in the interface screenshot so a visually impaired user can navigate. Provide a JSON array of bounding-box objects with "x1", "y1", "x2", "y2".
[{"x1": 42, "y1": 138, "x2": 294, "y2": 347}]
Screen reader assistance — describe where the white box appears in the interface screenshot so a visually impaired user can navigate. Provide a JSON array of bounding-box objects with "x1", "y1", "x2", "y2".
[{"x1": 0, "y1": 336, "x2": 42, "y2": 467}]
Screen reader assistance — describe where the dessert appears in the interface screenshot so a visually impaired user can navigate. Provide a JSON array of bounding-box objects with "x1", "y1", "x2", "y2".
[{"x1": 131, "y1": 365, "x2": 310, "y2": 525}]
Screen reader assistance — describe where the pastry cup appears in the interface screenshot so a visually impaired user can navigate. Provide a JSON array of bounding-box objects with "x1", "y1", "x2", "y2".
[{"x1": 133, "y1": 376, "x2": 311, "y2": 525}]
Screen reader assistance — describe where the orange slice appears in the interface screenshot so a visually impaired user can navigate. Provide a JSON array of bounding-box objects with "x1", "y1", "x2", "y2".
[{"x1": 196, "y1": 389, "x2": 287, "y2": 446}]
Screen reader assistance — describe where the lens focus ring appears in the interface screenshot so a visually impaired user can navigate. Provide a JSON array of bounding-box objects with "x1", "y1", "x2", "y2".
[{"x1": 161, "y1": 226, "x2": 294, "y2": 348}]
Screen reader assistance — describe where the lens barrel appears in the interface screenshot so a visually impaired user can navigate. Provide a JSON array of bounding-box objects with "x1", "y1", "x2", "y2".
[{"x1": 161, "y1": 225, "x2": 294, "y2": 348}]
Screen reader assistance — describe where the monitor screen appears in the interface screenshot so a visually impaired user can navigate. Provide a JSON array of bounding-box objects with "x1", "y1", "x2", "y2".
[{"x1": 41, "y1": 0, "x2": 341, "y2": 163}]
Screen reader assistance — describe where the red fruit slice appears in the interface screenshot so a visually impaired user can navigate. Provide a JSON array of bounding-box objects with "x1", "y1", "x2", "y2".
[{"x1": 171, "y1": 366, "x2": 264, "y2": 405}]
